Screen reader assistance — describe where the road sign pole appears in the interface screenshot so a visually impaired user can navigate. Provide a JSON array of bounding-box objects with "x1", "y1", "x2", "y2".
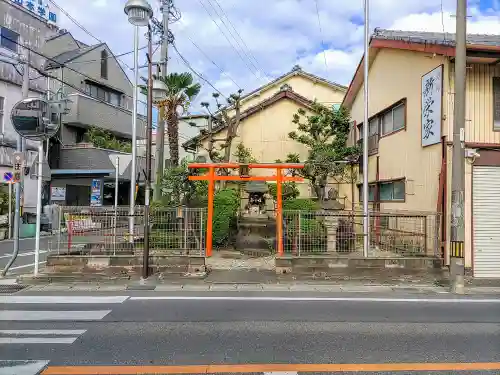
[
  {"x1": 8, "y1": 182, "x2": 12, "y2": 239},
  {"x1": 34, "y1": 141, "x2": 43, "y2": 276}
]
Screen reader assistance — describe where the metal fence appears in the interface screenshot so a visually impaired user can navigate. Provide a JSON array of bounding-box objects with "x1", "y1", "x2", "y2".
[
  {"x1": 50, "y1": 206, "x2": 206, "y2": 256},
  {"x1": 283, "y1": 210, "x2": 441, "y2": 258}
]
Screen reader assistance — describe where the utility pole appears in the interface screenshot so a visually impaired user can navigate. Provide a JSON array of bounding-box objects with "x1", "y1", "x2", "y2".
[
  {"x1": 450, "y1": 0, "x2": 467, "y2": 294},
  {"x1": 362, "y1": 0, "x2": 370, "y2": 257},
  {"x1": 153, "y1": 0, "x2": 170, "y2": 201},
  {"x1": 142, "y1": 26, "x2": 154, "y2": 279},
  {"x1": 2, "y1": 52, "x2": 29, "y2": 276}
]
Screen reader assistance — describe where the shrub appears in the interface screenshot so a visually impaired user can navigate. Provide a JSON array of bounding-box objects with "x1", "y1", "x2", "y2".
[
  {"x1": 283, "y1": 198, "x2": 319, "y2": 211},
  {"x1": 212, "y1": 188, "x2": 239, "y2": 247},
  {"x1": 268, "y1": 182, "x2": 299, "y2": 201}
]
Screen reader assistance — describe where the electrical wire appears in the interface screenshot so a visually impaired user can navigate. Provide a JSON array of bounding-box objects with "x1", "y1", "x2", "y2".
[
  {"x1": 209, "y1": 0, "x2": 270, "y2": 81},
  {"x1": 314, "y1": 0, "x2": 329, "y2": 72},
  {"x1": 197, "y1": 0, "x2": 261, "y2": 81},
  {"x1": 67, "y1": 44, "x2": 150, "y2": 65},
  {"x1": 2, "y1": 35, "x2": 151, "y2": 113},
  {"x1": 205, "y1": 0, "x2": 263, "y2": 79},
  {"x1": 183, "y1": 34, "x2": 242, "y2": 90},
  {"x1": 3, "y1": 34, "x2": 146, "y2": 104},
  {"x1": 171, "y1": 43, "x2": 227, "y2": 99},
  {"x1": 47, "y1": 0, "x2": 135, "y2": 71}
]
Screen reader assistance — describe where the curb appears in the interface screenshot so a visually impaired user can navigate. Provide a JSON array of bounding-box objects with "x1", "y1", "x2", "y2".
[{"x1": 22, "y1": 282, "x2": 454, "y2": 294}]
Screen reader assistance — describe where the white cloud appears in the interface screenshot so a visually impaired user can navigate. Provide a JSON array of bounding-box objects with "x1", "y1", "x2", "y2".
[{"x1": 52, "y1": 0, "x2": 499, "y2": 111}]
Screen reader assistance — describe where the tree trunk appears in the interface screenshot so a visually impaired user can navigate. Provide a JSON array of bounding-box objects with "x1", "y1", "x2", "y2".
[{"x1": 167, "y1": 110, "x2": 180, "y2": 167}]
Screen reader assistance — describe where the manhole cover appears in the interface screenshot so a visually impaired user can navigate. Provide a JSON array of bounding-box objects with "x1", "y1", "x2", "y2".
[{"x1": 0, "y1": 284, "x2": 27, "y2": 294}]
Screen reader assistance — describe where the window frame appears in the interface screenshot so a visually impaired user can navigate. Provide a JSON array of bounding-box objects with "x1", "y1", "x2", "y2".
[
  {"x1": 100, "y1": 50, "x2": 108, "y2": 79},
  {"x1": 379, "y1": 179, "x2": 406, "y2": 202},
  {"x1": 357, "y1": 98, "x2": 407, "y2": 149},
  {"x1": 357, "y1": 178, "x2": 406, "y2": 203},
  {"x1": 494, "y1": 77, "x2": 500, "y2": 131},
  {"x1": 0, "y1": 27, "x2": 19, "y2": 53}
]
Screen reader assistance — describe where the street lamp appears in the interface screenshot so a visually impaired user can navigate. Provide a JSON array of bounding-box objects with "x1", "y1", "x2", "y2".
[
  {"x1": 124, "y1": 0, "x2": 152, "y2": 242},
  {"x1": 124, "y1": 0, "x2": 153, "y2": 26}
]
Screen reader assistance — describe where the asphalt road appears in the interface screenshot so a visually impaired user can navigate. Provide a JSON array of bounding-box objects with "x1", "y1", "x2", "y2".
[
  {"x1": 0, "y1": 236, "x2": 54, "y2": 274},
  {"x1": 1, "y1": 292, "x2": 500, "y2": 374}
]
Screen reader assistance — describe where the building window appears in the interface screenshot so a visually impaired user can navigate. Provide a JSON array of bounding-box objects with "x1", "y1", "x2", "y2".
[
  {"x1": 0, "y1": 27, "x2": 19, "y2": 52},
  {"x1": 358, "y1": 183, "x2": 376, "y2": 202},
  {"x1": 100, "y1": 50, "x2": 108, "y2": 79},
  {"x1": 381, "y1": 102, "x2": 405, "y2": 136},
  {"x1": 84, "y1": 81, "x2": 122, "y2": 107},
  {"x1": 379, "y1": 179, "x2": 405, "y2": 201},
  {"x1": 358, "y1": 179, "x2": 405, "y2": 203},
  {"x1": 494, "y1": 77, "x2": 500, "y2": 131},
  {"x1": 358, "y1": 119, "x2": 379, "y2": 154}
]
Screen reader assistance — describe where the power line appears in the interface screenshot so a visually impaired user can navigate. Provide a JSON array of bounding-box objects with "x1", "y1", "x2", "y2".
[
  {"x1": 171, "y1": 43, "x2": 226, "y2": 99},
  {"x1": 197, "y1": 0, "x2": 261, "y2": 81},
  {"x1": 67, "y1": 44, "x2": 150, "y2": 65},
  {"x1": 209, "y1": 0, "x2": 269, "y2": 80},
  {"x1": 183, "y1": 34, "x2": 242, "y2": 90},
  {"x1": 4, "y1": 34, "x2": 147, "y2": 105},
  {"x1": 205, "y1": 0, "x2": 263, "y2": 78},
  {"x1": 47, "y1": 0, "x2": 134, "y2": 71},
  {"x1": 314, "y1": 0, "x2": 328, "y2": 72}
]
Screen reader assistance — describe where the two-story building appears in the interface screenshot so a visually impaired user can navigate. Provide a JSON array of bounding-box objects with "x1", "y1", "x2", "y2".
[
  {"x1": 42, "y1": 30, "x2": 148, "y2": 206},
  {"x1": 182, "y1": 65, "x2": 347, "y2": 197},
  {"x1": 0, "y1": 0, "x2": 58, "y2": 213},
  {"x1": 343, "y1": 28, "x2": 500, "y2": 278}
]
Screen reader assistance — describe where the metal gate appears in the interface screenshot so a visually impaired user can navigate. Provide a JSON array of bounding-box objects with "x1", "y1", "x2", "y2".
[{"x1": 473, "y1": 166, "x2": 500, "y2": 278}]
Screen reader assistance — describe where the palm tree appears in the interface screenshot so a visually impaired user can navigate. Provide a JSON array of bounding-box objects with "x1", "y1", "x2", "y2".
[{"x1": 141, "y1": 72, "x2": 201, "y2": 167}]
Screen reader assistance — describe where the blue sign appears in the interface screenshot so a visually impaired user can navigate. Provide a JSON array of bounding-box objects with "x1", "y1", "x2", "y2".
[
  {"x1": 10, "y1": 0, "x2": 58, "y2": 24},
  {"x1": 90, "y1": 179, "x2": 102, "y2": 207},
  {"x1": 3, "y1": 172, "x2": 13, "y2": 182}
]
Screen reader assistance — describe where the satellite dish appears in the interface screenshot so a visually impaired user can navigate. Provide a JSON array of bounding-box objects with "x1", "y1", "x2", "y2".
[{"x1": 11, "y1": 98, "x2": 61, "y2": 141}]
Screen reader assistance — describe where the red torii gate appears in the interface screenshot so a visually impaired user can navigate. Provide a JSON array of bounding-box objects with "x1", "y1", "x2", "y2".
[{"x1": 188, "y1": 163, "x2": 304, "y2": 257}]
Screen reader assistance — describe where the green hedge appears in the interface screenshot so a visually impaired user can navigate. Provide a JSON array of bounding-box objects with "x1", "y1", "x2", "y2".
[
  {"x1": 212, "y1": 188, "x2": 240, "y2": 247},
  {"x1": 283, "y1": 198, "x2": 319, "y2": 211}
]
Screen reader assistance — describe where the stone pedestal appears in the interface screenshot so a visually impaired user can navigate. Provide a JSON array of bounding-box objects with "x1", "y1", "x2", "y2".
[{"x1": 323, "y1": 212, "x2": 339, "y2": 253}]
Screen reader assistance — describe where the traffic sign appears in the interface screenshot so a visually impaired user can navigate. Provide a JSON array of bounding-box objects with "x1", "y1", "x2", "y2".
[
  {"x1": 13, "y1": 171, "x2": 21, "y2": 183},
  {"x1": 13, "y1": 152, "x2": 24, "y2": 171},
  {"x1": 3, "y1": 171, "x2": 13, "y2": 183}
]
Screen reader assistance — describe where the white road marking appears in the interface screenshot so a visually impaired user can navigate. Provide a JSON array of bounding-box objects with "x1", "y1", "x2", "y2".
[
  {"x1": 264, "y1": 372, "x2": 298, "y2": 375},
  {"x1": 129, "y1": 296, "x2": 500, "y2": 303},
  {"x1": 0, "y1": 337, "x2": 78, "y2": 344},
  {"x1": 0, "y1": 329, "x2": 87, "y2": 335},
  {"x1": 0, "y1": 310, "x2": 111, "y2": 321},
  {"x1": 0, "y1": 250, "x2": 49, "y2": 259},
  {"x1": 0, "y1": 295, "x2": 128, "y2": 304},
  {"x1": 0, "y1": 360, "x2": 49, "y2": 375}
]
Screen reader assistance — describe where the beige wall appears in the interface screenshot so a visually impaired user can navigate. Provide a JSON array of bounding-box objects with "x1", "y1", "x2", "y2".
[
  {"x1": 199, "y1": 98, "x2": 312, "y2": 196},
  {"x1": 347, "y1": 48, "x2": 447, "y2": 213},
  {"x1": 194, "y1": 74, "x2": 347, "y2": 197}
]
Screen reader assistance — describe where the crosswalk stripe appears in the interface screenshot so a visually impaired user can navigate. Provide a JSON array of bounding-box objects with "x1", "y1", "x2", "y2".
[
  {"x1": 0, "y1": 310, "x2": 111, "y2": 321},
  {"x1": 0, "y1": 296, "x2": 129, "y2": 304},
  {"x1": 0, "y1": 337, "x2": 78, "y2": 344},
  {"x1": 0, "y1": 329, "x2": 87, "y2": 335},
  {"x1": 0, "y1": 360, "x2": 49, "y2": 375}
]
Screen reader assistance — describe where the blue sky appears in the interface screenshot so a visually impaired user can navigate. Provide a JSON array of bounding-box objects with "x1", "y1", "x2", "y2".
[{"x1": 56, "y1": 0, "x2": 499, "y2": 140}]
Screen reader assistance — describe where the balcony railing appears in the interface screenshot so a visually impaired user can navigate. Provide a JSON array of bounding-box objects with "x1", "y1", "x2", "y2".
[{"x1": 62, "y1": 93, "x2": 147, "y2": 139}]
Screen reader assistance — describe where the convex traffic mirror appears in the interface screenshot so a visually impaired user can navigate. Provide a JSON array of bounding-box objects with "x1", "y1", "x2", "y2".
[{"x1": 11, "y1": 98, "x2": 61, "y2": 141}]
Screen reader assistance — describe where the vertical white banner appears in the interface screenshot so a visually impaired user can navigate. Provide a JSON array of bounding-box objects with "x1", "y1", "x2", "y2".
[{"x1": 421, "y1": 65, "x2": 443, "y2": 147}]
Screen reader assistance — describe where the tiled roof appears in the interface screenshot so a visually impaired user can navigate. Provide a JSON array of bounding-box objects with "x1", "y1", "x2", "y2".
[{"x1": 372, "y1": 28, "x2": 500, "y2": 47}]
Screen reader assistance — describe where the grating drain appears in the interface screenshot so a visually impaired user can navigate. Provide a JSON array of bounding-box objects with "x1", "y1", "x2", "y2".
[{"x1": 0, "y1": 284, "x2": 27, "y2": 294}]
